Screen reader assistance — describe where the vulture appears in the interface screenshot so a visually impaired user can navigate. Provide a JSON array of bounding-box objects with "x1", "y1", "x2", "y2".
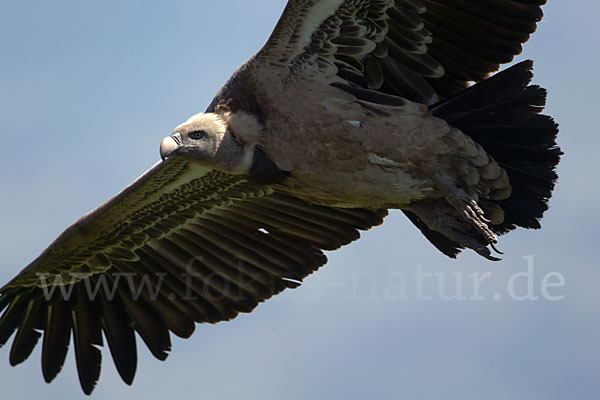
[{"x1": 0, "y1": 0, "x2": 561, "y2": 394}]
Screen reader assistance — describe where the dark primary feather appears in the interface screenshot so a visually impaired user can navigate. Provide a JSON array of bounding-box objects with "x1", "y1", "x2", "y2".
[
  {"x1": 41, "y1": 300, "x2": 72, "y2": 383},
  {"x1": 420, "y1": 0, "x2": 546, "y2": 99},
  {"x1": 70, "y1": 285, "x2": 104, "y2": 395},
  {"x1": 96, "y1": 285, "x2": 137, "y2": 385},
  {"x1": 0, "y1": 294, "x2": 27, "y2": 348},
  {"x1": 9, "y1": 299, "x2": 43, "y2": 366}
]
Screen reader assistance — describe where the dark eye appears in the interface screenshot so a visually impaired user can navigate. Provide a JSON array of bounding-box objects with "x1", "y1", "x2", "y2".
[{"x1": 189, "y1": 130, "x2": 206, "y2": 140}]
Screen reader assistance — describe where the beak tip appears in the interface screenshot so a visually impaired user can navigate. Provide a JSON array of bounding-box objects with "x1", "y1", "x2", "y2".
[{"x1": 160, "y1": 135, "x2": 180, "y2": 160}]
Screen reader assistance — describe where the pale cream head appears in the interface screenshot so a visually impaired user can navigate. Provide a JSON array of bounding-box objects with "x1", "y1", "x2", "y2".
[{"x1": 159, "y1": 112, "x2": 256, "y2": 174}]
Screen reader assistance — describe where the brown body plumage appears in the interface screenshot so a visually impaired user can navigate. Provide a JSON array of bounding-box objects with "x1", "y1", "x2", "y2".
[{"x1": 0, "y1": 0, "x2": 560, "y2": 394}]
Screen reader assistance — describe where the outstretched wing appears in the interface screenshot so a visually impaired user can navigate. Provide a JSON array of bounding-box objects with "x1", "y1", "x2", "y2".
[
  {"x1": 258, "y1": 0, "x2": 546, "y2": 104},
  {"x1": 0, "y1": 158, "x2": 386, "y2": 394}
]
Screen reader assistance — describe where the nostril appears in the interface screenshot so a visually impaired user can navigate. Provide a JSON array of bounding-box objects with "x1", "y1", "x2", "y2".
[{"x1": 171, "y1": 132, "x2": 182, "y2": 145}]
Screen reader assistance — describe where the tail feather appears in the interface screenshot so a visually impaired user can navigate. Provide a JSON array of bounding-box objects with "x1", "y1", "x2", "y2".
[{"x1": 431, "y1": 60, "x2": 561, "y2": 235}]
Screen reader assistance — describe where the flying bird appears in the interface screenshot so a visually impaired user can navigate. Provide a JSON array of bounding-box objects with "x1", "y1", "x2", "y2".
[{"x1": 0, "y1": 0, "x2": 560, "y2": 394}]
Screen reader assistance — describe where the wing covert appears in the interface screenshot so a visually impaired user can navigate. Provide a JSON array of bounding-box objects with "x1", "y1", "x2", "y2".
[{"x1": 257, "y1": 0, "x2": 547, "y2": 103}]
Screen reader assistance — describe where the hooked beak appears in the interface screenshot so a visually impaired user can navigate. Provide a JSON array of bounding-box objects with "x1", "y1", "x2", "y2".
[{"x1": 160, "y1": 132, "x2": 182, "y2": 160}]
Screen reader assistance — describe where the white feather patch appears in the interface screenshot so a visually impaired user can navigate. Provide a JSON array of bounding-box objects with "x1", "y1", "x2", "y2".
[
  {"x1": 368, "y1": 153, "x2": 404, "y2": 168},
  {"x1": 347, "y1": 120, "x2": 363, "y2": 128}
]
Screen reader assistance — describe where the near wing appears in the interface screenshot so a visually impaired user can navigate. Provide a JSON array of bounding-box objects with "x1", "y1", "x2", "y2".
[
  {"x1": 259, "y1": 0, "x2": 546, "y2": 104},
  {"x1": 0, "y1": 158, "x2": 386, "y2": 394}
]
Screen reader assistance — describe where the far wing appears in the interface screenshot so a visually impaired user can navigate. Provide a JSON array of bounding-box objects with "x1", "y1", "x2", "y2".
[
  {"x1": 0, "y1": 157, "x2": 386, "y2": 394},
  {"x1": 258, "y1": 0, "x2": 546, "y2": 104}
]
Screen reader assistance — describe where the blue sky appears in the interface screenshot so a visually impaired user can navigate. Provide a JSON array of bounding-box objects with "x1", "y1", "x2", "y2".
[{"x1": 0, "y1": 1, "x2": 598, "y2": 399}]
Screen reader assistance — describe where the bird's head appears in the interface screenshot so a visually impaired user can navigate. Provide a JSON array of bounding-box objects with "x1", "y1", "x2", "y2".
[{"x1": 160, "y1": 111, "x2": 261, "y2": 174}]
